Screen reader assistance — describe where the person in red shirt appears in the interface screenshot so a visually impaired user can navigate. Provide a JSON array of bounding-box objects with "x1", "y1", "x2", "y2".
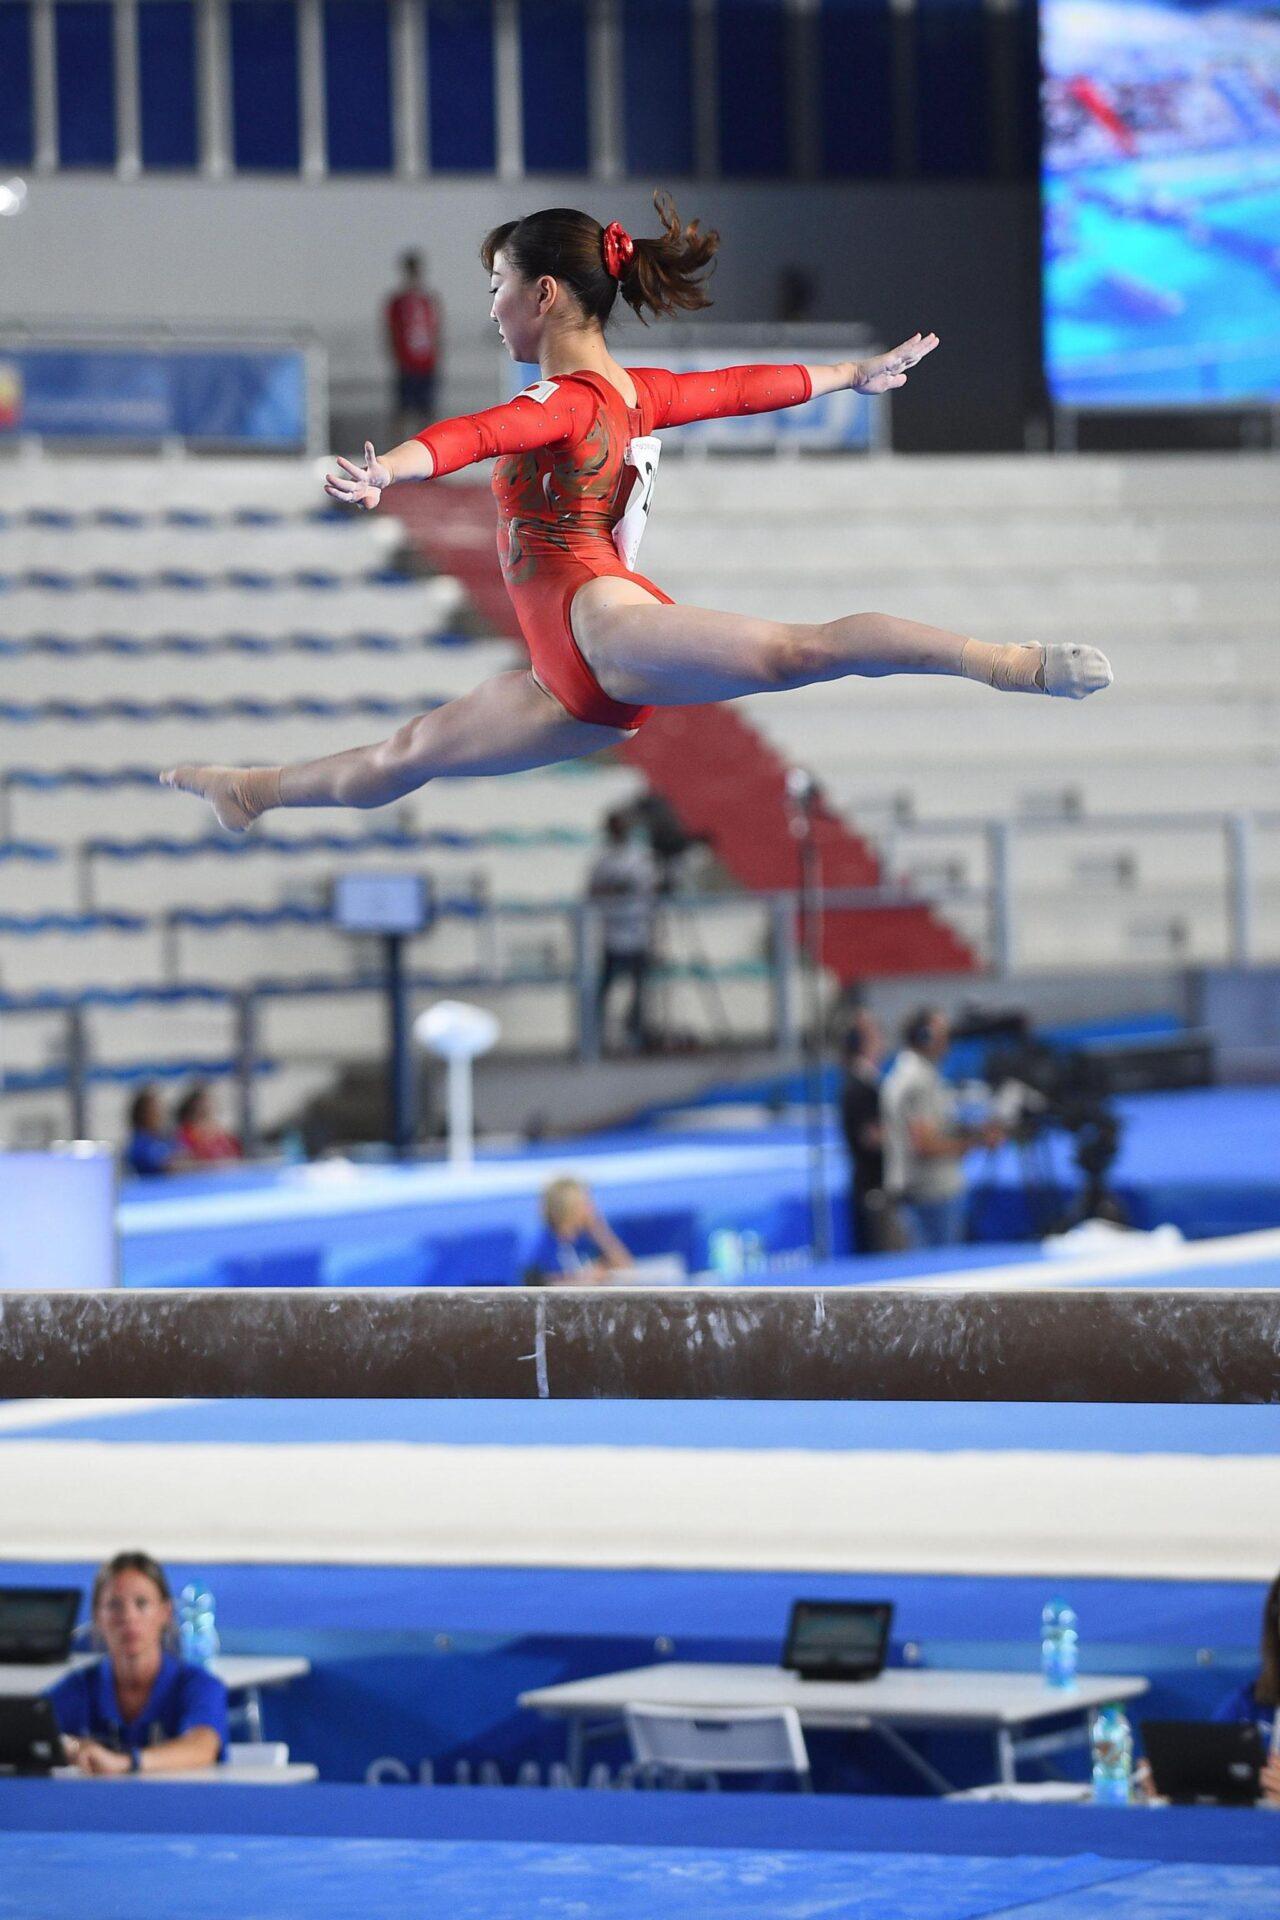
[
  {"x1": 386, "y1": 251, "x2": 442, "y2": 441},
  {"x1": 163, "y1": 193, "x2": 1112, "y2": 831},
  {"x1": 174, "y1": 1082, "x2": 242, "y2": 1164}
]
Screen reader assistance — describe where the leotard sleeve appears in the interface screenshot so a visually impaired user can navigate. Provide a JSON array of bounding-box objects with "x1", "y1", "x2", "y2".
[
  {"x1": 415, "y1": 377, "x2": 597, "y2": 477},
  {"x1": 632, "y1": 363, "x2": 812, "y2": 429}
]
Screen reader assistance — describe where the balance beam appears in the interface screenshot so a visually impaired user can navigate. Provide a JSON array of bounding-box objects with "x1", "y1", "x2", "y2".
[{"x1": 1, "y1": 1287, "x2": 1277, "y2": 1402}]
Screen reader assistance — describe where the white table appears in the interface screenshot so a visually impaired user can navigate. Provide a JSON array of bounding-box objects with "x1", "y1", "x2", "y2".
[
  {"x1": 0, "y1": 1655, "x2": 311, "y2": 1743},
  {"x1": 47, "y1": 1763, "x2": 318, "y2": 1785},
  {"x1": 519, "y1": 1663, "x2": 1151, "y2": 1794}
]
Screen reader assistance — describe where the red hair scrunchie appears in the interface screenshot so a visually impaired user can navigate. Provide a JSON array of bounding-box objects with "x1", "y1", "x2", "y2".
[{"x1": 601, "y1": 221, "x2": 635, "y2": 280}]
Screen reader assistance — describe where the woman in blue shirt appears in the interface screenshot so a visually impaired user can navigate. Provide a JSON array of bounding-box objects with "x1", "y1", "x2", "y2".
[
  {"x1": 47, "y1": 1551, "x2": 229, "y2": 1776},
  {"x1": 1212, "y1": 1569, "x2": 1279, "y2": 1806},
  {"x1": 125, "y1": 1086, "x2": 182, "y2": 1179}
]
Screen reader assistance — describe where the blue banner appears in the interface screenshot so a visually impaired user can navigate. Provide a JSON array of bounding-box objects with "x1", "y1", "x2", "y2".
[{"x1": 0, "y1": 346, "x2": 310, "y2": 447}]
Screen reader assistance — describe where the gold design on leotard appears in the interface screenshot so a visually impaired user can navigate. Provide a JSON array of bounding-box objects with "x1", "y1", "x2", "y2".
[{"x1": 493, "y1": 403, "x2": 627, "y2": 588}]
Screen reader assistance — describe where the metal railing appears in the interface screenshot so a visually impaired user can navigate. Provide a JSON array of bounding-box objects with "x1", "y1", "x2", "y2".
[
  {"x1": 2, "y1": 809, "x2": 1278, "y2": 1143},
  {"x1": 873, "y1": 808, "x2": 1280, "y2": 972}
]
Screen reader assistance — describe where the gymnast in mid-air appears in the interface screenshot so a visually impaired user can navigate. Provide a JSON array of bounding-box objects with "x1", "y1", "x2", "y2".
[{"x1": 163, "y1": 193, "x2": 1112, "y2": 831}]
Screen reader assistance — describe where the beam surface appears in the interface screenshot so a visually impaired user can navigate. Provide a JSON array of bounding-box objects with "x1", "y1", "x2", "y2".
[{"x1": 1, "y1": 1287, "x2": 1278, "y2": 1403}]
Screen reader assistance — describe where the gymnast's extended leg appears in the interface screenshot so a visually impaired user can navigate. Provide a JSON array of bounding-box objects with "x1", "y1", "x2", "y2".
[
  {"x1": 568, "y1": 580, "x2": 1113, "y2": 710},
  {"x1": 161, "y1": 670, "x2": 623, "y2": 831}
]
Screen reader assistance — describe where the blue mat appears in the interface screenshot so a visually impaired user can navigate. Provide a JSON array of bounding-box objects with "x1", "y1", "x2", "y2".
[
  {"x1": 4, "y1": 1393, "x2": 1276, "y2": 1455},
  {"x1": 0, "y1": 1831, "x2": 1150, "y2": 1920}
]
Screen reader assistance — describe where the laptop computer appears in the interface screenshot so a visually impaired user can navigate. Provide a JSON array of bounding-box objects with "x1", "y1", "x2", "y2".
[
  {"x1": 0, "y1": 1698, "x2": 69, "y2": 1776},
  {"x1": 782, "y1": 1600, "x2": 894, "y2": 1682},
  {"x1": 1142, "y1": 1719, "x2": 1265, "y2": 1806},
  {"x1": 0, "y1": 1587, "x2": 81, "y2": 1665}
]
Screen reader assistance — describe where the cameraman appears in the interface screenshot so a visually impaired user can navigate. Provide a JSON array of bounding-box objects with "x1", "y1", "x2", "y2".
[{"x1": 880, "y1": 1008, "x2": 1004, "y2": 1249}]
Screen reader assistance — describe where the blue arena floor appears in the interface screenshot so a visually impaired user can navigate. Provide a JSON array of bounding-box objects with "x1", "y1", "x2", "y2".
[
  {"x1": 1, "y1": 1789, "x2": 1276, "y2": 1920},
  {"x1": 0, "y1": 1833, "x2": 1155, "y2": 1920}
]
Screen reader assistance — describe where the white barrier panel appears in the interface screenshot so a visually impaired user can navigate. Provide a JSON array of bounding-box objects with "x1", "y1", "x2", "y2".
[{"x1": 0, "y1": 1149, "x2": 117, "y2": 1291}]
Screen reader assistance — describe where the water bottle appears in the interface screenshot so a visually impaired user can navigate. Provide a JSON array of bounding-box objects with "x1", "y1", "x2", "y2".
[
  {"x1": 177, "y1": 1583, "x2": 220, "y2": 1666},
  {"x1": 708, "y1": 1229, "x2": 743, "y2": 1279},
  {"x1": 738, "y1": 1230, "x2": 767, "y2": 1275},
  {"x1": 1040, "y1": 1597, "x2": 1078, "y2": 1690},
  {"x1": 1090, "y1": 1703, "x2": 1134, "y2": 1806}
]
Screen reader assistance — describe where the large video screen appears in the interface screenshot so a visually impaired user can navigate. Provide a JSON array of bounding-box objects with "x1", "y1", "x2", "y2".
[{"x1": 1042, "y1": 0, "x2": 1280, "y2": 407}]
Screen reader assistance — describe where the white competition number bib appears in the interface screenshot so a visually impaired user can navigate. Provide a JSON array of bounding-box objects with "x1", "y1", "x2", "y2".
[{"x1": 612, "y1": 435, "x2": 661, "y2": 573}]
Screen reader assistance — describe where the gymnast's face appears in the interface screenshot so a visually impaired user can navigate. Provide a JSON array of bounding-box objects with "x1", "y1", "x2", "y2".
[
  {"x1": 489, "y1": 250, "x2": 572, "y2": 362},
  {"x1": 96, "y1": 1571, "x2": 171, "y2": 1669}
]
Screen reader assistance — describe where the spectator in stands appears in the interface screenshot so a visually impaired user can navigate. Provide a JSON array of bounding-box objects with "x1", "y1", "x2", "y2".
[
  {"x1": 879, "y1": 1008, "x2": 1004, "y2": 1249},
  {"x1": 386, "y1": 250, "x2": 442, "y2": 441},
  {"x1": 46, "y1": 1551, "x2": 228, "y2": 1776},
  {"x1": 124, "y1": 1084, "x2": 185, "y2": 1178},
  {"x1": 588, "y1": 808, "x2": 658, "y2": 1053},
  {"x1": 839, "y1": 1010, "x2": 893, "y2": 1254},
  {"x1": 524, "y1": 1177, "x2": 633, "y2": 1285},
  {"x1": 174, "y1": 1082, "x2": 242, "y2": 1164}
]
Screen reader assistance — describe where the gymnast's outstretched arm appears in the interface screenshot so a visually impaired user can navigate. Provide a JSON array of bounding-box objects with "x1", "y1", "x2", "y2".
[
  {"x1": 637, "y1": 334, "x2": 941, "y2": 432},
  {"x1": 161, "y1": 671, "x2": 622, "y2": 833},
  {"x1": 325, "y1": 377, "x2": 599, "y2": 508}
]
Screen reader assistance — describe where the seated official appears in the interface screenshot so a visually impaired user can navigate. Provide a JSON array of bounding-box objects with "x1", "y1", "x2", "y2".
[
  {"x1": 46, "y1": 1551, "x2": 228, "y2": 1776},
  {"x1": 1136, "y1": 1569, "x2": 1280, "y2": 1806},
  {"x1": 1212, "y1": 1568, "x2": 1279, "y2": 1806},
  {"x1": 524, "y1": 1177, "x2": 633, "y2": 1286}
]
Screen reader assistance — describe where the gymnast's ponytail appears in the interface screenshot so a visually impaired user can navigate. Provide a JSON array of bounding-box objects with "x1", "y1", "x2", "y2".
[
  {"x1": 481, "y1": 190, "x2": 718, "y2": 329},
  {"x1": 617, "y1": 190, "x2": 719, "y2": 322}
]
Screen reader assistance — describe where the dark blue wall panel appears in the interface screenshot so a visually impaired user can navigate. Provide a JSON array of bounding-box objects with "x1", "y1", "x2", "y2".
[
  {"x1": 1014, "y1": 0, "x2": 1040, "y2": 178},
  {"x1": 819, "y1": 0, "x2": 894, "y2": 178},
  {"x1": 520, "y1": 0, "x2": 589, "y2": 173},
  {"x1": 324, "y1": 0, "x2": 392, "y2": 172},
  {"x1": 55, "y1": 0, "x2": 116, "y2": 169},
  {"x1": 426, "y1": 0, "x2": 495, "y2": 172},
  {"x1": 717, "y1": 0, "x2": 788, "y2": 178},
  {"x1": 915, "y1": 0, "x2": 990, "y2": 178},
  {"x1": 621, "y1": 0, "x2": 694, "y2": 178},
  {"x1": 138, "y1": 0, "x2": 198, "y2": 169},
  {"x1": 0, "y1": 1, "x2": 34, "y2": 165},
  {"x1": 230, "y1": 0, "x2": 301, "y2": 172}
]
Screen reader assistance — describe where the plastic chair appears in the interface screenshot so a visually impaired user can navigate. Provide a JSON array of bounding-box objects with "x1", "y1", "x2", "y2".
[
  {"x1": 225, "y1": 1742, "x2": 290, "y2": 1769},
  {"x1": 623, "y1": 1703, "x2": 811, "y2": 1790}
]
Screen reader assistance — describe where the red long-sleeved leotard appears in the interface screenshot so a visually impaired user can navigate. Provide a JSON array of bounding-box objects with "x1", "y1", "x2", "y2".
[{"x1": 416, "y1": 363, "x2": 812, "y2": 730}]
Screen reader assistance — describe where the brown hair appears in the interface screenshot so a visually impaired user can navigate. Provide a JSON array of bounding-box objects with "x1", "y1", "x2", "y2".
[
  {"x1": 1258, "y1": 1569, "x2": 1280, "y2": 1709},
  {"x1": 482, "y1": 190, "x2": 718, "y2": 327},
  {"x1": 91, "y1": 1549, "x2": 175, "y2": 1639}
]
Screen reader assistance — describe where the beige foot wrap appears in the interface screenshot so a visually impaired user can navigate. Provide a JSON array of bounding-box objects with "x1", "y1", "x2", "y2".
[
  {"x1": 961, "y1": 639, "x2": 1045, "y2": 693},
  {"x1": 961, "y1": 640, "x2": 1114, "y2": 700},
  {"x1": 161, "y1": 764, "x2": 282, "y2": 834},
  {"x1": 239, "y1": 765, "x2": 284, "y2": 820}
]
